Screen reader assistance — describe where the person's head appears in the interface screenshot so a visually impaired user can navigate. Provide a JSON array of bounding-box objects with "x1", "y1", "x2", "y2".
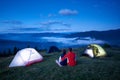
[
  {"x1": 62, "y1": 49, "x2": 66, "y2": 54},
  {"x1": 68, "y1": 48, "x2": 72, "y2": 52}
]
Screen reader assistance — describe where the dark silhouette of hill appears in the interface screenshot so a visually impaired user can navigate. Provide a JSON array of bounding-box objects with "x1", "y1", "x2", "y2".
[
  {"x1": 0, "y1": 28, "x2": 120, "y2": 54},
  {"x1": 67, "y1": 29, "x2": 120, "y2": 40}
]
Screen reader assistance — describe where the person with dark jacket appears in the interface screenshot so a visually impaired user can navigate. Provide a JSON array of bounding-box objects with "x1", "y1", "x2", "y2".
[
  {"x1": 56, "y1": 48, "x2": 76, "y2": 67},
  {"x1": 56, "y1": 49, "x2": 67, "y2": 67}
]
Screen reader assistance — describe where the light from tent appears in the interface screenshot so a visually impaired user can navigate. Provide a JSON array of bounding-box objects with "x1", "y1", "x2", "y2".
[
  {"x1": 20, "y1": 50, "x2": 30, "y2": 63},
  {"x1": 85, "y1": 49, "x2": 94, "y2": 58}
]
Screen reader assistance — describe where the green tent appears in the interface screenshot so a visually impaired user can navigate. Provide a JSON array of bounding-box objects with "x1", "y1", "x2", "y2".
[{"x1": 84, "y1": 44, "x2": 107, "y2": 58}]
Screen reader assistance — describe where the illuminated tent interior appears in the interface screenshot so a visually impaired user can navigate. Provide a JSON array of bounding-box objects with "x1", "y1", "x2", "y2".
[{"x1": 83, "y1": 44, "x2": 107, "y2": 58}]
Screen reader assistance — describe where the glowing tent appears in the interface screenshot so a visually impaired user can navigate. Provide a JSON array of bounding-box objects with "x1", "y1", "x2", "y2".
[
  {"x1": 9, "y1": 48, "x2": 43, "y2": 67},
  {"x1": 84, "y1": 44, "x2": 107, "y2": 58}
]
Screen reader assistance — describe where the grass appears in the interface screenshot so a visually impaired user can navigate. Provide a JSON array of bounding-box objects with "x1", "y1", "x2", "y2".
[{"x1": 0, "y1": 47, "x2": 120, "y2": 80}]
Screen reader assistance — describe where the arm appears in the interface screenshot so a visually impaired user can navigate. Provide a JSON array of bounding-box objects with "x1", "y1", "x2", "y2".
[{"x1": 61, "y1": 53, "x2": 68, "y2": 61}]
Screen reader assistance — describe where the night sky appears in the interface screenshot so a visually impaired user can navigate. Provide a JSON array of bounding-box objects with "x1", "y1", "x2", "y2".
[{"x1": 0, "y1": 0, "x2": 120, "y2": 33}]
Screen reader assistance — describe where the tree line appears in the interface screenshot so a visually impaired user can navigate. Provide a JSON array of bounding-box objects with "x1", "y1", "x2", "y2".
[{"x1": 0, "y1": 45, "x2": 40, "y2": 57}]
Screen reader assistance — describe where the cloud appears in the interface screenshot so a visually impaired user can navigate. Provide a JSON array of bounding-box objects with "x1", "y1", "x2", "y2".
[
  {"x1": 40, "y1": 20, "x2": 60, "y2": 25},
  {"x1": 59, "y1": 9, "x2": 78, "y2": 15},
  {"x1": 51, "y1": 29, "x2": 71, "y2": 32},
  {"x1": 40, "y1": 20, "x2": 71, "y2": 27},
  {"x1": 9, "y1": 27, "x2": 71, "y2": 33},
  {"x1": 0, "y1": 20, "x2": 71, "y2": 33},
  {"x1": 41, "y1": 37, "x2": 105, "y2": 46},
  {"x1": 15, "y1": 28, "x2": 40, "y2": 31},
  {"x1": 48, "y1": 14, "x2": 56, "y2": 17},
  {"x1": 8, "y1": 27, "x2": 43, "y2": 33},
  {"x1": 0, "y1": 20, "x2": 23, "y2": 25}
]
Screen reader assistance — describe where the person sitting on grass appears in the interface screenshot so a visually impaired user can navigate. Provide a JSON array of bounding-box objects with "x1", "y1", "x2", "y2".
[
  {"x1": 56, "y1": 49, "x2": 67, "y2": 67},
  {"x1": 56, "y1": 48, "x2": 76, "y2": 67}
]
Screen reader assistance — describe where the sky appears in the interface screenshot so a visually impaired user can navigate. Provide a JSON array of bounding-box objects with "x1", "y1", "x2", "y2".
[{"x1": 0, "y1": 0, "x2": 120, "y2": 33}]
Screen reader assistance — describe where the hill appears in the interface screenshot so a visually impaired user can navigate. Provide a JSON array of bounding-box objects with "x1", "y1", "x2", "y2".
[
  {"x1": 0, "y1": 28, "x2": 120, "y2": 53},
  {"x1": 67, "y1": 29, "x2": 120, "y2": 40},
  {"x1": 0, "y1": 47, "x2": 120, "y2": 80},
  {"x1": 67, "y1": 29, "x2": 120, "y2": 46}
]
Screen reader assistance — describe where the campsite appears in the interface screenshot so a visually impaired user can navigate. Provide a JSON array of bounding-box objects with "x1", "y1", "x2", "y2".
[
  {"x1": 0, "y1": 0, "x2": 120, "y2": 80},
  {"x1": 0, "y1": 47, "x2": 120, "y2": 80}
]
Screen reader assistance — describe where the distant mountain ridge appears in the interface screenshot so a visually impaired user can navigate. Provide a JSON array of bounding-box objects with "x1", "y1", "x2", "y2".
[
  {"x1": 0, "y1": 28, "x2": 120, "y2": 53},
  {"x1": 67, "y1": 28, "x2": 120, "y2": 40}
]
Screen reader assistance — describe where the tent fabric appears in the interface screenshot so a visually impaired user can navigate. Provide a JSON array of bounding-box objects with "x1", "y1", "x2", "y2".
[
  {"x1": 91, "y1": 44, "x2": 106, "y2": 57},
  {"x1": 47, "y1": 46, "x2": 60, "y2": 53},
  {"x1": 84, "y1": 44, "x2": 107, "y2": 58},
  {"x1": 9, "y1": 48, "x2": 43, "y2": 67},
  {"x1": 84, "y1": 48, "x2": 94, "y2": 58}
]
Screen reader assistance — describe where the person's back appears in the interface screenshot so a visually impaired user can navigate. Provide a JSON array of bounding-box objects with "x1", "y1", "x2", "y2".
[
  {"x1": 58, "y1": 49, "x2": 67, "y2": 65},
  {"x1": 62, "y1": 48, "x2": 76, "y2": 66}
]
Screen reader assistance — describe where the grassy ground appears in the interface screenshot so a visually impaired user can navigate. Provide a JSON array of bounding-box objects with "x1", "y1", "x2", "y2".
[{"x1": 0, "y1": 47, "x2": 120, "y2": 80}]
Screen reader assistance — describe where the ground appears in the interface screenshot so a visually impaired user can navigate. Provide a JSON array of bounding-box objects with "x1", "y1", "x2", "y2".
[{"x1": 0, "y1": 47, "x2": 120, "y2": 80}]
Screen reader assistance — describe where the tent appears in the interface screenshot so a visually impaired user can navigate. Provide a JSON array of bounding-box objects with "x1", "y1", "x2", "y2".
[
  {"x1": 83, "y1": 44, "x2": 107, "y2": 58},
  {"x1": 47, "y1": 46, "x2": 60, "y2": 53},
  {"x1": 9, "y1": 48, "x2": 43, "y2": 67}
]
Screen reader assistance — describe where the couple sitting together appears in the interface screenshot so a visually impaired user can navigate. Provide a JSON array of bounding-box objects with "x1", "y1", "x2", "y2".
[{"x1": 55, "y1": 48, "x2": 76, "y2": 67}]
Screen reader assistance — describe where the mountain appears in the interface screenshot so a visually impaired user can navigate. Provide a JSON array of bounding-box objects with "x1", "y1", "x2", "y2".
[
  {"x1": 66, "y1": 29, "x2": 120, "y2": 40},
  {"x1": 0, "y1": 28, "x2": 120, "y2": 54}
]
